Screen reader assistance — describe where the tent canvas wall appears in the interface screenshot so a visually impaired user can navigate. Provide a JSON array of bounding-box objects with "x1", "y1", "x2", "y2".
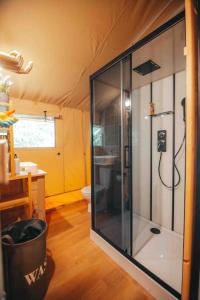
[
  {"x1": 0, "y1": 0, "x2": 184, "y2": 197},
  {"x1": 0, "y1": 0, "x2": 199, "y2": 299},
  {"x1": 0, "y1": 0, "x2": 184, "y2": 109},
  {"x1": 12, "y1": 98, "x2": 90, "y2": 196}
]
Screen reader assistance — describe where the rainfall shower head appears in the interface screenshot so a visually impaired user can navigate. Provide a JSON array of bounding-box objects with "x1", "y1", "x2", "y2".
[{"x1": 133, "y1": 60, "x2": 160, "y2": 76}]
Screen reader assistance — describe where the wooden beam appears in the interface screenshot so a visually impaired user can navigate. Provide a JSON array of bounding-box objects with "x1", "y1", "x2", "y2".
[
  {"x1": 8, "y1": 126, "x2": 15, "y2": 177},
  {"x1": 182, "y1": 1, "x2": 198, "y2": 299},
  {"x1": 28, "y1": 172, "x2": 33, "y2": 218}
]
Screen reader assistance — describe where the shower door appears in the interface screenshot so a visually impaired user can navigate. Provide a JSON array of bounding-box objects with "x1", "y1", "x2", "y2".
[{"x1": 91, "y1": 55, "x2": 132, "y2": 255}]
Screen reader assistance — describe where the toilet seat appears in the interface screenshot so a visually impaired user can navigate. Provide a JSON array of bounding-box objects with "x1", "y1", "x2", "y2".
[{"x1": 82, "y1": 186, "x2": 91, "y2": 197}]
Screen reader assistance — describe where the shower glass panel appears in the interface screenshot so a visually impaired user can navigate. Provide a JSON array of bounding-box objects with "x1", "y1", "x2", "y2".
[
  {"x1": 131, "y1": 20, "x2": 186, "y2": 295},
  {"x1": 92, "y1": 57, "x2": 132, "y2": 254}
]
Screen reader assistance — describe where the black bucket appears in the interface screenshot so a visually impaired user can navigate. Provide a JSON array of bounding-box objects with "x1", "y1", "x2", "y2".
[{"x1": 2, "y1": 219, "x2": 48, "y2": 300}]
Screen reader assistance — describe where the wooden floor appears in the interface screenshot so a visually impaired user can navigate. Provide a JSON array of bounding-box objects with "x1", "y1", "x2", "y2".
[
  {"x1": 45, "y1": 190, "x2": 83, "y2": 210},
  {"x1": 45, "y1": 200, "x2": 155, "y2": 300}
]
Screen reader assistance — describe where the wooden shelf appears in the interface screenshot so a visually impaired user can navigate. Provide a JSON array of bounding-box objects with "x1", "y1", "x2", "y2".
[
  {"x1": 0, "y1": 197, "x2": 29, "y2": 211},
  {"x1": 0, "y1": 173, "x2": 32, "y2": 218},
  {"x1": 0, "y1": 96, "x2": 15, "y2": 176},
  {"x1": 0, "y1": 103, "x2": 39, "y2": 220}
]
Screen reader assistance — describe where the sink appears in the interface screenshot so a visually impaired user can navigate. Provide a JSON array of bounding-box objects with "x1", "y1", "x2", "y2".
[
  {"x1": 20, "y1": 162, "x2": 38, "y2": 174},
  {"x1": 94, "y1": 155, "x2": 117, "y2": 165}
]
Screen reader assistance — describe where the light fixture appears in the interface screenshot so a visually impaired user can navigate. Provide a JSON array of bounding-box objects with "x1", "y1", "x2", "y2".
[
  {"x1": 125, "y1": 98, "x2": 131, "y2": 108},
  {"x1": 124, "y1": 92, "x2": 131, "y2": 111}
]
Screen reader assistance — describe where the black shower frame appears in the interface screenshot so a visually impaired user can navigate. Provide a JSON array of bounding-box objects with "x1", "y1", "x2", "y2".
[
  {"x1": 90, "y1": 11, "x2": 185, "y2": 300},
  {"x1": 189, "y1": 1, "x2": 200, "y2": 299}
]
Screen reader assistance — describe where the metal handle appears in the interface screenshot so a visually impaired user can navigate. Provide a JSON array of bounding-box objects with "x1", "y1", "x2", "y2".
[{"x1": 124, "y1": 145, "x2": 130, "y2": 168}]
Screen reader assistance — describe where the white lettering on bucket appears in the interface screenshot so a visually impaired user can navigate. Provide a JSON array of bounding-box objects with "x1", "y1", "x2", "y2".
[{"x1": 24, "y1": 258, "x2": 47, "y2": 285}]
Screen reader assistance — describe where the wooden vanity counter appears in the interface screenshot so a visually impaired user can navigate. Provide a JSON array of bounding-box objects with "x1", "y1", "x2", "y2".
[{"x1": 0, "y1": 170, "x2": 47, "y2": 227}]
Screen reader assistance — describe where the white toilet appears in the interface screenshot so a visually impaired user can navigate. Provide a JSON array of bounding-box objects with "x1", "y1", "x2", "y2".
[
  {"x1": 81, "y1": 167, "x2": 112, "y2": 213},
  {"x1": 81, "y1": 185, "x2": 91, "y2": 212}
]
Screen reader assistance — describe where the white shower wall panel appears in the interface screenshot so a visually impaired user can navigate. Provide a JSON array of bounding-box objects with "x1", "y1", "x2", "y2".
[
  {"x1": 132, "y1": 85, "x2": 150, "y2": 220},
  {"x1": 152, "y1": 75, "x2": 173, "y2": 230},
  {"x1": 132, "y1": 70, "x2": 185, "y2": 235}
]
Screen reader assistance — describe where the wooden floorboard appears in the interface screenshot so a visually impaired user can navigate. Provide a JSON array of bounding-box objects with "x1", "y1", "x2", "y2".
[
  {"x1": 45, "y1": 200, "x2": 155, "y2": 300},
  {"x1": 45, "y1": 190, "x2": 83, "y2": 210}
]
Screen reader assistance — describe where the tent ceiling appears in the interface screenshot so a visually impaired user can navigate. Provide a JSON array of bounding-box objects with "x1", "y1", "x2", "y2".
[{"x1": 0, "y1": 0, "x2": 184, "y2": 110}]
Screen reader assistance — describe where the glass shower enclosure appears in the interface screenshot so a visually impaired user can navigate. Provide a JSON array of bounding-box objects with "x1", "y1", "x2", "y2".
[
  {"x1": 91, "y1": 57, "x2": 132, "y2": 255},
  {"x1": 91, "y1": 13, "x2": 185, "y2": 299}
]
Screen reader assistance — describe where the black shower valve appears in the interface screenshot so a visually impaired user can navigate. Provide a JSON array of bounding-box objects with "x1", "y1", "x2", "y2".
[
  {"x1": 158, "y1": 140, "x2": 165, "y2": 152},
  {"x1": 157, "y1": 130, "x2": 167, "y2": 152}
]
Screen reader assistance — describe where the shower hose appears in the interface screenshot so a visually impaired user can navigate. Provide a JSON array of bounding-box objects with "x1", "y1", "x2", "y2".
[{"x1": 158, "y1": 123, "x2": 186, "y2": 189}]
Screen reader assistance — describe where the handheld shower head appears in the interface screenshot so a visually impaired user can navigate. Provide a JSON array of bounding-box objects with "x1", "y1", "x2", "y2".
[
  {"x1": 158, "y1": 97, "x2": 186, "y2": 189},
  {"x1": 181, "y1": 97, "x2": 186, "y2": 122}
]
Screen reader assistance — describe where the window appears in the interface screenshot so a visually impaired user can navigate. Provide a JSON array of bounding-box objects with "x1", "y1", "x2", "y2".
[
  {"x1": 93, "y1": 125, "x2": 103, "y2": 146},
  {"x1": 14, "y1": 114, "x2": 55, "y2": 148}
]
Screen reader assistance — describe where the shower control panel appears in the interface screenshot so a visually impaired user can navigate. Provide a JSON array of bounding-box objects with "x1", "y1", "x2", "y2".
[{"x1": 157, "y1": 130, "x2": 167, "y2": 152}]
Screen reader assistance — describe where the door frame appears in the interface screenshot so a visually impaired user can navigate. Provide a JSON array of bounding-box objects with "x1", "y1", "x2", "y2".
[
  {"x1": 121, "y1": 55, "x2": 133, "y2": 255},
  {"x1": 189, "y1": 1, "x2": 200, "y2": 299}
]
